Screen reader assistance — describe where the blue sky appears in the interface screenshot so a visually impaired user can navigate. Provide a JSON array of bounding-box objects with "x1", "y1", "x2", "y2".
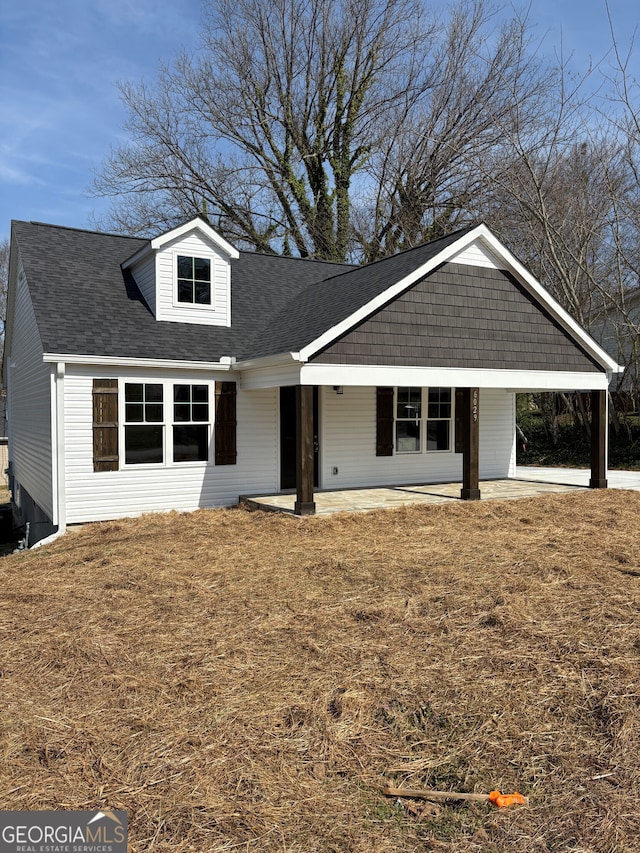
[{"x1": 0, "y1": 0, "x2": 637, "y2": 241}]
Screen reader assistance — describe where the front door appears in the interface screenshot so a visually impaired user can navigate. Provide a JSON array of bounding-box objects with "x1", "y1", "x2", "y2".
[{"x1": 279, "y1": 386, "x2": 319, "y2": 490}]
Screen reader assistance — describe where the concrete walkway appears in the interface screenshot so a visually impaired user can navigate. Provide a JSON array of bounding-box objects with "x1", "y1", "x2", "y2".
[
  {"x1": 240, "y1": 467, "x2": 640, "y2": 516},
  {"x1": 516, "y1": 466, "x2": 640, "y2": 490}
]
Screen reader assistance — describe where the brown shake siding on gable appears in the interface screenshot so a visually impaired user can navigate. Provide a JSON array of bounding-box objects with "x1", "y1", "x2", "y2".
[{"x1": 312, "y1": 264, "x2": 602, "y2": 373}]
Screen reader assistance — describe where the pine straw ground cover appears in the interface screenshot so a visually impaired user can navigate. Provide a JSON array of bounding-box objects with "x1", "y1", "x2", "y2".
[{"x1": 2, "y1": 492, "x2": 640, "y2": 852}]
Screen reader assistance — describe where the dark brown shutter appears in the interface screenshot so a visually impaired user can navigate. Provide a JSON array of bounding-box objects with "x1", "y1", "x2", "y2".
[
  {"x1": 93, "y1": 379, "x2": 119, "y2": 471},
  {"x1": 376, "y1": 386, "x2": 394, "y2": 456},
  {"x1": 454, "y1": 388, "x2": 465, "y2": 454},
  {"x1": 215, "y1": 381, "x2": 237, "y2": 465}
]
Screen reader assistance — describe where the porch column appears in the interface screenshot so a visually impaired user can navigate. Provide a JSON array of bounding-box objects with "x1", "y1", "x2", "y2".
[
  {"x1": 294, "y1": 385, "x2": 316, "y2": 515},
  {"x1": 589, "y1": 389, "x2": 608, "y2": 489},
  {"x1": 460, "y1": 387, "x2": 481, "y2": 501}
]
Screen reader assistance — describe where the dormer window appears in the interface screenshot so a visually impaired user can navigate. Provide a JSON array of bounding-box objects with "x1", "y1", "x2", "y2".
[
  {"x1": 123, "y1": 218, "x2": 238, "y2": 326},
  {"x1": 177, "y1": 255, "x2": 211, "y2": 305}
]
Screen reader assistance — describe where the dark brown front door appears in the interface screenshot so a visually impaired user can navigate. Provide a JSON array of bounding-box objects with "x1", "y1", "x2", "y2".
[{"x1": 280, "y1": 386, "x2": 319, "y2": 490}]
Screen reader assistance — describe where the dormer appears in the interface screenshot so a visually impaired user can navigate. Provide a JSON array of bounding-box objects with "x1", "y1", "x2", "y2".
[{"x1": 122, "y1": 218, "x2": 239, "y2": 326}]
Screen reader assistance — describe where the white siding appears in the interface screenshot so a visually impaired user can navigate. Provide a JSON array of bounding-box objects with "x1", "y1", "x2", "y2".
[
  {"x1": 63, "y1": 373, "x2": 515, "y2": 523},
  {"x1": 129, "y1": 253, "x2": 156, "y2": 313},
  {"x1": 479, "y1": 389, "x2": 516, "y2": 478},
  {"x1": 319, "y1": 386, "x2": 514, "y2": 489},
  {"x1": 241, "y1": 362, "x2": 303, "y2": 390},
  {"x1": 64, "y1": 367, "x2": 278, "y2": 524},
  {"x1": 155, "y1": 231, "x2": 231, "y2": 326},
  {"x1": 448, "y1": 240, "x2": 506, "y2": 269},
  {"x1": 7, "y1": 262, "x2": 54, "y2": 517}
]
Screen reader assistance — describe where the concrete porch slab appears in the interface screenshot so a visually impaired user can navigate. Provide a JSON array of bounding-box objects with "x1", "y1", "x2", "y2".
[{"x1": 240, "y1": 476, "x2": 583, "y2": 516}]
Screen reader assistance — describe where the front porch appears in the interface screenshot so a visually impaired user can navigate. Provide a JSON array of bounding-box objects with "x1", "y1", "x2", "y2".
[
  {"x1": 278, "y1": 385, "x2": 609, "y2": 516},
  {"x1": 240, "y1": 474, "x2": 584, "y2": 516}
]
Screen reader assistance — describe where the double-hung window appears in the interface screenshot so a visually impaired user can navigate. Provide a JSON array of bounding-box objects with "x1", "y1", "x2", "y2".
[
  {"x1": 112, "y1": 380, "x2": 220, "y2": 468},
  {"x1": 396, "y1": 387, "x2": 422, "y2": 452},
  {"x1": 426, "y1": 387, "x2": 452, "y2": 451},
  {"x1": 177, "y1": 255, "x2": 211, "y2": 305},
  {"x1": 173, "y1": 384, "x2": 209, "y2": 462},
  {"x1": 395, "y1": 387, "x2": 452, "y2": 453},
  {"x1": 124, "y1": 383, "x2": 164, "y2": 464}
]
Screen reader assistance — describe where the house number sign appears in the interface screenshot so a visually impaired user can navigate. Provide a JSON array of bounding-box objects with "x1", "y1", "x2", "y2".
[{"x1": 472, "y1": 389, "x2": 479, "y2": 423}]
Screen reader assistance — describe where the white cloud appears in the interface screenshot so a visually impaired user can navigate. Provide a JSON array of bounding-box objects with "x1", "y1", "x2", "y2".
[{"x1": 0, "y1": 159, "x2": 43, "y2": 186}]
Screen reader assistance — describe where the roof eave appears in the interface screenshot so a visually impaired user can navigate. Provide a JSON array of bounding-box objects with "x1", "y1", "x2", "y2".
[
  {"x1": 121, "y1": 241, "x2": 153, "y2": 270},
  {"x1": 42, "y1": 353, "x2": 238, "y2": 371}
]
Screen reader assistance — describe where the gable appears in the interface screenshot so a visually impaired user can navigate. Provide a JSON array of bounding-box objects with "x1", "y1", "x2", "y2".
[
  {"x1": 154, "y1": 229, "x2": 232, "y2": 326},
  {"x1": 126, "y1": 225, "x2": 234, "y2": 327},
  {"x1": 447, "y1": 240, "x2": 506, "y2": 270},
  {"x1": 311, "y1": 263, "x2": 603, "y2": 374}
]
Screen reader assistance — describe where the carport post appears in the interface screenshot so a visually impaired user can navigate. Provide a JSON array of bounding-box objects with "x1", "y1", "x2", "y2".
[
  {"x1": 460, "y1": 387, "x2": 481, "y2": 500},
  {"x1": 589, "y1": 389, "x2": 608, "y2": 489},
  {"x1": 294, "y1": 385, "x2": 316, "y2": 515}
]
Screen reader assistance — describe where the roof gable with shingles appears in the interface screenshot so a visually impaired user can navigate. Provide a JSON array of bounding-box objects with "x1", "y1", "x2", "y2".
[
  {"x1": 9, "y1": 219, "x2": 616, "y2": 374},
  {"x1": 246, "y1": 227, "x2": 474, "y2": 359},
  {"x1": 313, "y1": 263, "x2": 603, "y2": 373},
  {"x1": 10, "y1": 221, "x2": 352, "y2": 362}
]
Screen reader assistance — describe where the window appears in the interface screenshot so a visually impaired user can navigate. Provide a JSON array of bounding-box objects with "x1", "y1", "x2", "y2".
[
  {"x1": 173, "y1": 384, "x2": 209, "y2": 462},
  {"x1": 124, "y1": 383, "x2": 164, "y2": 464},
  {"x1": 177, "y1": 255, "x2": 211, "y2": 305},
  {"x1": 395, "y1": 387, "x2": 452, "y2": 453},
  {"x1": 396, "y1": 387, "x2": 422, "y2": 452},
  {"x1": 426, "y1": 387, "x2": 451, "y2": 451},
  {"x1": 100, "y1": 379, "x2": 236, "y2": 469}
]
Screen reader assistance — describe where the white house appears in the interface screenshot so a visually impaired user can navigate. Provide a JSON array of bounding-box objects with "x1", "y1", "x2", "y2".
[{"x1": 4, "y1": 217, "x2": 621, "y2": 544}]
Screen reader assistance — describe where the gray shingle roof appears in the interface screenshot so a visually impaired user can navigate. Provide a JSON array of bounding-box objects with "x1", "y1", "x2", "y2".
[
  {"x1": 11, "y1": 221, "x2": 355, "y2": 362},
  {"x1": 12, "y1": 220, "x2": 477, "y2": 363},
  {"x1": 247, "y1": 227, "x2": 475, "y2": 358}
]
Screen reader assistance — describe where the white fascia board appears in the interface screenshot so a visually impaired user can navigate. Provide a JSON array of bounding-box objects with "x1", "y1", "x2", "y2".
[
  {"x1": 150, "y1": 218, "x2": 240, "y2": 259},
  {"x1": 121, "y1": 218, "x2": 240, "y2": 269},
  {"x1": 297, "y1": 223, "x2": 622, "y2": 374},
  {"x1": 42, "y1": 353, "x2": 236, "y2": 371},
  {"x1": 300, "y1": 362, "x2": 611, "y2": 391}
]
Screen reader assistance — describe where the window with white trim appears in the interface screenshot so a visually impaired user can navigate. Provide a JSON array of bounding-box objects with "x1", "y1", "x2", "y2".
[
  {"x1": 395, "y1": 387, "x2": 452, "y2": 453},
  {"x1": 396, "y1": 387, "x2": 422, "y2": 452},
  {"x1": 121, "y1": 381, "x2": 216, "y2": 466},
  {"x1": 425, "y1": 387, "x2": 452, "y2": 451},
  {"x1": 173, "y1": 384, "x2": 209, "y2": 462},
  {"x1": 176, "y1": 255, "x2": 211, "y2": 305},
  {"x1": 124, "y1": 383, "x2": 164, "y2": 464}
]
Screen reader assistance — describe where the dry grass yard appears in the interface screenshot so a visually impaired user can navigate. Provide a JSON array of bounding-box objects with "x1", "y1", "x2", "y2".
[{"x1": 2, "y1": 491, "x2": 640, "y2": 852}]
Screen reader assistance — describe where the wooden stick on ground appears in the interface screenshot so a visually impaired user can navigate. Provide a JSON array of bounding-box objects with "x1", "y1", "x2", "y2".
[{"x1": 382, "y1": 786, "x2": 529, "y2": 807}]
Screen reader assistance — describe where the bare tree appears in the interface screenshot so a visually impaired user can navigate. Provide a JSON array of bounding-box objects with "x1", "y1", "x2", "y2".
[
  {"x1": 93, "y1": 0, "x2": 565, "y2": 263},
  {"x1": 355, "y1": 4, "x2": 557, "y2": 260},
  {"x1": 592, "y1": 22, "x2": 640, "y2": 407},
  {"x1": 94, "y1": 0, "x2": 437, "y2": 260},
  {"x1": 472, "y1": 14, "x2": 640, "y2": 428}
]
